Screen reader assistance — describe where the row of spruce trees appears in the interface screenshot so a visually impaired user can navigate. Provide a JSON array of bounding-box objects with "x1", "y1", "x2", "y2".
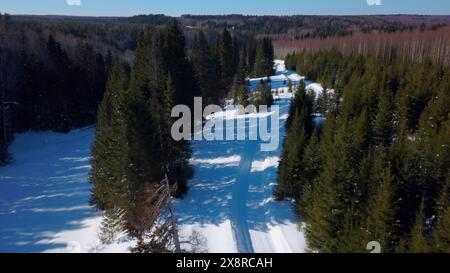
[
  {"x1": 90, "y1": 20, "x2": 276, "y2": 249},
  {"x1": 90, "y1": 21, "x2": 195, "y2": 241},
  {"x1": 276, "y1": 49, "x2": 450, "y2": 253}
]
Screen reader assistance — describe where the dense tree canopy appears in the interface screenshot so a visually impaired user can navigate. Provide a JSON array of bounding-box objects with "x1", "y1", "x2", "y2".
[{"x1": 278, "y1": 50, "x2": 450, "y2": 253}]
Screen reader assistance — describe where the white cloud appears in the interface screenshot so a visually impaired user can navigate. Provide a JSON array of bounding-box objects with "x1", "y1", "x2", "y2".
[
  {"x1": 367, "y1": 0, "x2": 382, "y2": 6},
  {"x1": 66, "y1": 0, "x2": 81, "y2": 6}
]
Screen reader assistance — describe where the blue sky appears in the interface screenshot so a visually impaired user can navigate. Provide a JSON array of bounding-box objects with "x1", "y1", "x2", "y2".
[{"x1": 1, "y1": 0, "x2": 449, "y2": 17}]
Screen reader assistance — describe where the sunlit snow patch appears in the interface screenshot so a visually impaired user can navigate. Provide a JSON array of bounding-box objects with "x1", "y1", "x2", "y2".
[
  {"x1": 250, "y1": 156, "x2": 280, "y2": 172},
  {"x1": 205, "y1": 108, "x2": 275, "y2": 121},
  {"x1": 190, "y1": 155, "x2": 241, "y2": 167},
  {"x1": 306, "y1": 83, "x2": 324, "y2": 100}
]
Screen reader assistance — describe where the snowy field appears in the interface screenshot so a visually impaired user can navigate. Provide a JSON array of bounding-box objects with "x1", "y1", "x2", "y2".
[
  {"x1": 0, "y1": 128, "x2": 133, "y2": 252},
  {"x1": 0, "y1": 60, "x2": 309, "y2": 253}
]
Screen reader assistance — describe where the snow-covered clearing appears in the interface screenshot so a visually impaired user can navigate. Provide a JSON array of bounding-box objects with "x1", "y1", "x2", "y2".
[
  {"x1": 0, "y1": 60, "x2": 309, "y2": 253},
  {"x1": 0, "y1": 128, "x2": 133, "y2": 252}
]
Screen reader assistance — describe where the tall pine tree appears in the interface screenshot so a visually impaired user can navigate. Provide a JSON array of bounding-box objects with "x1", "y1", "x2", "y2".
[
  {"x1": 90, "y1": 59, "x2": 128, "y2": 211},
  {"x1": 433, "y1": 181, "x2": 450, "y2": 252},
  {"x1": 218, "y1": 29, "x2": 236, "y2": 91}
]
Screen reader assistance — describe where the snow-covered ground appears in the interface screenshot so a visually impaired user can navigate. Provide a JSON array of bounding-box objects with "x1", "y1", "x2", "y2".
[
  {"x1": 0, "y1": 60, "x2": 308, "y2": 253},
  {"x1": 0, "y1": 128, "x2": 133, "y2": 252}
]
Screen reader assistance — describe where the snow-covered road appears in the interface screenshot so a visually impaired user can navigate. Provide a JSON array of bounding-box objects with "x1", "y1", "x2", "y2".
[
  {"x1": 174, "y1": 98, "x2": 306, "y2": 253},
  {"x1": 174, "y1": 60, "x2": 307, "y2": 253}
]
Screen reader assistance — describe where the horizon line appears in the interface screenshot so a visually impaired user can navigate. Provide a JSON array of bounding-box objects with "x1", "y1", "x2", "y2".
[{"x1": 7, "y1": 12, "x2": 450, "y2": 18}]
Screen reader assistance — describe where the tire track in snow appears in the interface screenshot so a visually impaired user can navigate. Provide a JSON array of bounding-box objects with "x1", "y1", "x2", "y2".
[
  {"x1": 229, "y1": 106, "x2": 283, "y2": 253},
  {"x1": 230, "y1": 142, "x2": 257, "y2": 253},
  {"x1": 248, "y1": 163, "x2": 278, "y2": 253}
]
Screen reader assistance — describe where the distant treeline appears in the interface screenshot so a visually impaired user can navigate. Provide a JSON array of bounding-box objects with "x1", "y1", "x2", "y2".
[
  {"x1": 11, "y1": 14, "x2": 450, "y2": 39},
  {"x1": 275, "y1": 25, "x2": 450, "y2": 68},
  {"x1": 277, "y1": 49, "x2": 450, "y2": 253},
  {"x1": 123, "y1": 14, "x2": 450, "y2": 39}
]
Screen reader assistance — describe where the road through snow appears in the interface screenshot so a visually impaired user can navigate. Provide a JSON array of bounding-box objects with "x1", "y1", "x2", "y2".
[{"x1": 175, "y1": 60, "x2": 307, "y2": 253}]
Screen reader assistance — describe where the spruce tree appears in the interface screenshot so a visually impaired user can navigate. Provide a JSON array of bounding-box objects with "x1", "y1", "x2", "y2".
[
  {"x1": 253, "y1": 41, "x2": 265, "y2": 77},
  {"x1": 373, "y1": 90, "x2": 394, "y2": 147},
  {"x1": 252, "y1": 38, "x2": 274, "y2": 78},
  {"x1": 334, "y1": 207, "x2": 367, "y2": 253},
  {"x1": 287, "y1": 81, "x2": 307, "y2": 130},
  {"x1": 100, "y1": 207, "x2": 126, "y2": 245},
  {"x1": 234, "y1": 48, "x2": 247, "y2": 87},
  {"x1": 160, "y1": 20, "x2": 199, "y2": 107},
  {"x1": 218, "y1": 29, "x2": 236, "y2": 90},
  {"x1": 409, "y1": 202, "x2": 430, "y2": 253},
  {"x1": 161, "y1": 74, "x2": 192, "y2": 196},
  {"x1": 160, "y1": 75, "x2": 174, "y2": 155},
  {"x1": 232, "y1": 36, "x2": 240, "y2": 74},
  {"x1": 232, "y1": 49, "x2": 249, "y2": 107},
  {"x1": 297, "y1": 131, "x2": 322, "y2": 211},
  {"x1": 255, "y1": 82, "x2": 273, "y2": 108},
  {"x1": 45, "y1": 35, "x2": 73, "y2": 131},
  {"x1": 433, "y1": 181, "x2": 450, "y2": 252},
  {"x1": 366, "y1": 164, "x2": 394, "y2": 252},
  {"x1": 105, "y1": 50, "x2": 113, "y2": 75},
  {"x1": 74, "y1": 40, "x2": 97, "y2": 124},
  {"x1": 191, "y1": 31, "x2": 221, "y2": 105},
  {"x1": 308, "y1": 115, "x2": 364, "y2": 252},
  {"x1": 276, "y1": 84, "x2": 315, "y2": 201},
  {"x1": 159, "y1": 22, "x2": 194, "y2": 195},
  {"x1": 304, "y1": 147, "x2": 338, "y2": 252},
  {"x1": 94, "y1": 53, "x2": 107, "y2": 106},
  {"x1": 275, "y1": 109, "x2": 307, "y2": 199},
  {"x1": 261, "y1": 38, "x2": 274, "y2": 77},
  {"x1": 417, "y1": 86, "x2": 449, "y2": 141},
  {"x1": 246, "y1": 38, "x2": 257, "y2": 73},
  {"x1": 123, "y1": 31, "x2": 162, "y2": 235},
  {"x1": 90, "y1": 59, "x2": 128, "y2": 211}
]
